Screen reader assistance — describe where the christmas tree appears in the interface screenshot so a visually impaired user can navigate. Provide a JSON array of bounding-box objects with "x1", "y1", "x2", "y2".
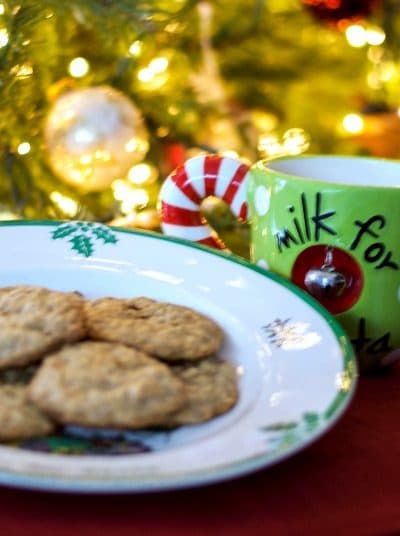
[{"x1": 0, "y1": 0, "x2": 399, "y2": 250}]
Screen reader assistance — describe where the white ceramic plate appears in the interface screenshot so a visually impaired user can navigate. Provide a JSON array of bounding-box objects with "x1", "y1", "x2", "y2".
[{"x1": 0, "y1": 221, "x2": 357, "y2": 493}]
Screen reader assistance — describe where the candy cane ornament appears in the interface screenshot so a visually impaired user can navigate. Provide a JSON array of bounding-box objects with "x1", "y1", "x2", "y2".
[{"x1": 159, "y1": 154, "x2": 250, "y2": 250}]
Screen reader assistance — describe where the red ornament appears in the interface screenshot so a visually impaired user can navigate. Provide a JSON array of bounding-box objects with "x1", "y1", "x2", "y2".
[
  {"x1": 164, "y1": 142, "x2": 188, "y2": 171},
  {"x1": 291, "y1": 245, "x2": 363, "y2": 315},
  {"x1": 301, "y1": 0, "x2": 379, "y2": 28}
]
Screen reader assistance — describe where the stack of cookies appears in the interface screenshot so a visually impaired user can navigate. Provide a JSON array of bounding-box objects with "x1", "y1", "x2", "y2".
[{"x1": 0, "y1": 286, "x2": 238, "y2": 441}]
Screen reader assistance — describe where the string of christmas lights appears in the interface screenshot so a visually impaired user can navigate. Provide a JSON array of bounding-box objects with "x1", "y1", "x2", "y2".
[{"x1": 1, "y1": 0, "x2": 400, "y2": 230}]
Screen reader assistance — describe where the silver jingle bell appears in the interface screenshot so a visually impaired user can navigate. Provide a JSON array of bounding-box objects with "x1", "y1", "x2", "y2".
[{"x1": 304, "y1": 265, "x2": 347, "y2": 300}]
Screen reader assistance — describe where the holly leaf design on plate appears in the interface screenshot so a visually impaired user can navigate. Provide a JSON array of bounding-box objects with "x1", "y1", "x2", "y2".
[
  {"x1": 69, "y1": 234, "x2": 94, "y2": 257},
  {"x1": 91, "y1": 226, "x2": 118, "y2": 245},
  {"x1": 302, "y1": 412, "x2": 320, "y2": 433},
  {"x1": 51, "y1": 224, "x2": 78, "y2": 240},
  {"x1": 50, "y1": 222, "x2": 119, "y2": 257},
  {"x1": 260, "y1": 421, "x2": 298, "y2": 431}
]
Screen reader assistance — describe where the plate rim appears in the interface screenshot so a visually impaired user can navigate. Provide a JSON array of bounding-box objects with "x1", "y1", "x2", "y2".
[{"x1": 0, "y1": 219, "x2": 358, "y2": 493}]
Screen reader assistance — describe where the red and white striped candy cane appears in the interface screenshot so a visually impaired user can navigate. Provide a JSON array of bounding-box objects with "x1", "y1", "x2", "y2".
[{"x1": 159, "y1": 154, "x2": 250, "y2": 250}]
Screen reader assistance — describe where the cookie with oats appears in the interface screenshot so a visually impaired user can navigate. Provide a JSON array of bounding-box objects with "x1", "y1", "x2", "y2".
[
  {"x1": 28, "y1": 341, "x2": 186, "y2": 428},
  {"x1": 161, "y1": 356, "x2": 238, "y2": 426},
  {"x1": 84, "y1": 296, "x2": 224, "y2": 360},
  {"x1": 0, "y1": 384, "x2": 55, "y2": 440},
  {"x1": 0, "y1": 321, "x2": 57, "y2": 369},
  {"x1": 0, "y1": 285, "x2": 86, "y2": 368}
]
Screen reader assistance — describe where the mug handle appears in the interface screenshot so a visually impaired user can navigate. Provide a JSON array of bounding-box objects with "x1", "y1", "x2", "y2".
[{"x1": 159, "y1": 154, "x2": 251, "y2": 250}]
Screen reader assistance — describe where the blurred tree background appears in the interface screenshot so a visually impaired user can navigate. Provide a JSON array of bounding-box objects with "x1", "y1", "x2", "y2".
[{"x1": 1, "y1": 0, "x2": 399, "y2": 249}]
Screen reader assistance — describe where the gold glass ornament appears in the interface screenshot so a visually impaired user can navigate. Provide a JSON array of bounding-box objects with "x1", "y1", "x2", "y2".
[{"x1": 44, "y1": 86, "x2": 149, "y2": 193}]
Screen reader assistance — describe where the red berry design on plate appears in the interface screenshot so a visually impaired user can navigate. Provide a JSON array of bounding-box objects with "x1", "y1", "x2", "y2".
[{"x1": 291, "y1": 245, "x2": 363, "y2": 314}]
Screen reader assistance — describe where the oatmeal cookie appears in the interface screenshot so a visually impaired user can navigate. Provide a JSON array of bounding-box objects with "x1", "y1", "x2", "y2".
[
  {"x1": 28, "y1": 341, "x2": 186, "y2": 428},
  {"x1": 161, "y1": 356, "x2": 239, "y2": 426},
  {"x1": 0, "y1": 285, "x2": 86, "y2": 342},
  {"x1": 84, "y1": 296, "x2": 224, "y2": 360},
  {"x1": 0, "y1": 384, "x2": 55, "y2": 440},
  {"x1": 0, "y1": 322, "x2": 53, "y2": 370}
]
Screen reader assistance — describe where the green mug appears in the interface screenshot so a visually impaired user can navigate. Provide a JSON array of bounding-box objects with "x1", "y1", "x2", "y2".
[{"x1": 159, "y1": 153, "x2": 400, "y2": 371}]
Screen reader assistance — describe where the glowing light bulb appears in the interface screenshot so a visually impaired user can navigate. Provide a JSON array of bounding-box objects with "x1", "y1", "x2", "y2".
[
  {"x1": 366, "y1": 27, "x2": 385, "y2": 46},
  {"x1": 156, "y1": 126, "x2": 170, "y2": 138},
  {"x1": 17, "y1": 142, "x2": 31, "y2": 155},
  {"x1": 137, "y1": 55, "x2": 170, "y2": 89},
  {"x1": 283, "y1": 128, "x2": 310, "y2": 155},
  {"x1": 168, "y1": 105, "x2": 179, "y2": 116},
  {"x1": 125, "y1": 138, "x2": 149, "y2": 155},
  {"x1": 68, "y1": 57, "x2": 90, "y2": 78},
  {"x1": 222, "y1": 150, "x2": 239, "y2": 159},
  {"x1": 112, "y1": 179, "x2": 130, "y2": 201},
  {"x1": 74, "y1": 127, "x2": 96, "y2": 144},
  {"x1": 50, "y1": 192, "x2": 78, "y2": 217},
  {"x1": 137, "y1": 68, "x2": 153, "y2": 83},
  {"x1": 112, "y1": 179, "x2": 150, "y2": 213},
  {"x1": 0, "y1": 210, "x2": 18, "y2": 221},
  {"x1": 128, "y1": 163, "x2": 158, "y2": 184},
  {"x1": 258, "y1": 134, "x2": 282, "y2": 157},
  {"x1": 120, "y1": 189, "x2": 149, "y2": 214},
  {"x1": 79, "y1": 154, "x2": 93, "y2": 165},
  {"x1": 94, "y1": 150, "x2": 111, "y2": 161},
  {"x1": 380, "y1": 62, "x2": 396, "y2": 82},
  {"x1": 129, "y1": 40, "x2": 143, "y2": 57},
  {"x1": 345, "y1": 25, "x2": 367, "y2": 48},
  {"x1": 251, "y1": 111, "x2": 278, "y2": 132},
  {"x1": 342, "y1": 114, "x2": 364, "y2": 134},
  {"x1": 0, "y1": 28, "x2": 9, "y2": 48},
  {"x1": 15, "y1": 63, "x2": 33, "y2": 78},
  {"x1": 149, "y1": 57, "x2": 169, "y2": 73}
]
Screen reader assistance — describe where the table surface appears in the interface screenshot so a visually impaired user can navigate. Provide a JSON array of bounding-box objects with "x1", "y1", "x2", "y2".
[{"x1": 1, "y1": 364, "x2": 399, "y2": 536}]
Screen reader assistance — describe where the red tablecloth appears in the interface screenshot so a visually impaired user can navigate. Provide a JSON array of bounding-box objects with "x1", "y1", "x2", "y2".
[{"x1": 1, "y1": 365, "x2": 399, "y2": 536}]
